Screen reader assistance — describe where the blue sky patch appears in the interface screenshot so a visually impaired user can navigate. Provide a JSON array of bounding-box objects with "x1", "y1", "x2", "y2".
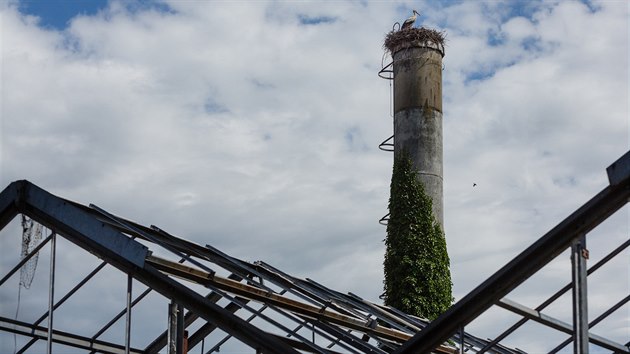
[
  {"x1": 344, "y1": 127, "x2": 368, "y2": 152},
  {"x1": 487, "y1": 29, "x2": 505, "y2": 47},
  {"x1": 204, "y1": 98, "x2": 229, "y2": 114},
  {"x1": 463, "y1": 59, "x2": 517, "y2": 84},
  {"x1": 122, "y1": 0, "x2": 174, "y2": 15},
  {"x1": 18, "y1": 0, "x2": 108, "y2": 30},
  {"x1": 491, "y1": 0, "x2": 542, "y2": 22},
  {"x1": 345, "y1": 129, "x2": 356, "y2": 145},
  {"x1": 579, "y1": 0, "x2": 600, "y2": 13},
  {"x1": 522, "y1": 36, "x2": 543, "y2": 52},
  {"x1": 17, "y1": 0, "x2": 175, "y2": 30},
  {"x1": 553, "y1": 176, "x2": 577, "y2": 188},
  {"x1": 297, "y1": 14, "x2": 337, "y2": 26},
  {"x1": 251, "y1": 79, "x2": 275, "y2": 90},
  {"x1": 464, "y1": 69, "x2": 495, "y2": 84}
]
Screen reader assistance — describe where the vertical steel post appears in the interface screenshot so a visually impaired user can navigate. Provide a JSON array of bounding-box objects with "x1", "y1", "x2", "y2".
[
  {"x1": 168, "y1": 301, "x2": 177, "y2": 354},
  {"x1": 571, "y1": 234, "x2": 589, "y2": 354},
  {"x1": 459, "y1": 326, "x2": 465, "y2": 354},
  {"x1": 125, "y1": 275, "x2": 132, "y2": 354},
  {"x1": 47, "y1": 232, "x2": 57, "y2": 354},
  {"x1": 176, "y1": 303, "x2": 185, "y2": 354}
]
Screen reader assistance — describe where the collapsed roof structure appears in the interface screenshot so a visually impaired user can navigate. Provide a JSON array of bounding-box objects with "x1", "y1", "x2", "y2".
[{"x1": 0, "y1": 150, "x2": 628, "y2": 353}]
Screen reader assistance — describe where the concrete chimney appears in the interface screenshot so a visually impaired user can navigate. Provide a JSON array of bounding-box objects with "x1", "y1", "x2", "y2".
[{"x1": 386, "y1": 29, "x2": 445, "y2": 227}]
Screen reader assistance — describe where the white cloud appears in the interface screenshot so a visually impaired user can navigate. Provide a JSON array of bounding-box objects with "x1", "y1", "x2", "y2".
[{"x1": 0, "y1": 0, "x2": 627, "y2": 352}]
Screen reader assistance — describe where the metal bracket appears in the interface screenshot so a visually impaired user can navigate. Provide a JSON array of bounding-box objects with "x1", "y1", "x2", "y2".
[{"x1": 606, "y1": 150, "x2": 630, "y2": 186}]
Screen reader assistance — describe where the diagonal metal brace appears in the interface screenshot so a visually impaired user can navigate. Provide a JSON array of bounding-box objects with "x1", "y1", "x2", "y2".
[{"x1": 497, "y1": 298, "x2": 629, "y2": 353}]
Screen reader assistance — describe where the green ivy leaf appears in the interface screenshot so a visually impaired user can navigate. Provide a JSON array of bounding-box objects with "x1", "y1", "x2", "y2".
[{"x1": 383, "y1": 150, "x2": 453, "y2": 320}]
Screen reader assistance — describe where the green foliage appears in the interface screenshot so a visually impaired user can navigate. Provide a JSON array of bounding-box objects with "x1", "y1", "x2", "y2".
[{"x1": 383, "y1": 151, "x2": 452, "y2": 320}]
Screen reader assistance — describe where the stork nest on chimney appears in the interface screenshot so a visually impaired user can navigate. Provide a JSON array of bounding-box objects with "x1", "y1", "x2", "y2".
[{"x1": 384, "y1": 27, "x2": 446, "y2": 55}]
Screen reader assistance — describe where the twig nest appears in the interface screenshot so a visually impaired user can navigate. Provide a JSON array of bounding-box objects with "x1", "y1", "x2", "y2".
[{"x1": 384, "y1": 27, "x2": 446, "y2": 56}]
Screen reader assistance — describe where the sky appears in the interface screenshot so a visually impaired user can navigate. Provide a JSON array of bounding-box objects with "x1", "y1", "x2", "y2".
[{"x1": 0, "y1": 0, "x2": 628, "y2": 353}]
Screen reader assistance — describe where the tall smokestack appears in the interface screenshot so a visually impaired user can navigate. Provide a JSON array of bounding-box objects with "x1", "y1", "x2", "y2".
[
  {"x1": 385, "y1": 28, "x2": 445, "y2": 227},
  {"x1": 381, "y1": 24, "x2": 451, "y2": 321}
]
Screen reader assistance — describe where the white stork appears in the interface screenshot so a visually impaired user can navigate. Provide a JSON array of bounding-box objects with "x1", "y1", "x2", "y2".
[{"x1": 401, "y1": 9, "x2": 419, "y2": 30}]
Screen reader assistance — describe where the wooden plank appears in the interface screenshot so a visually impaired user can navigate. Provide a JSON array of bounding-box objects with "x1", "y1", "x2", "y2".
[{"x1": 146, "y1": 255, "x2": 458, "y2": 353}]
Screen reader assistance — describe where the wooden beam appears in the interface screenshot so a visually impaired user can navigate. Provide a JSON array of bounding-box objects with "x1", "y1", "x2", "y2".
[{"x1": 146, "y1": 255, "x2": 457, "y2": 354}]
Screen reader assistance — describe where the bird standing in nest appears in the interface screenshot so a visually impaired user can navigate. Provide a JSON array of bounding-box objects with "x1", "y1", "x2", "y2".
[{"x1": 401, "y1": 9, "x2": 420, "y2": 30}]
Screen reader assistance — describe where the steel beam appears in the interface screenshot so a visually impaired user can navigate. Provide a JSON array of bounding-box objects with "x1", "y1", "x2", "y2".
[
  {"x1": 548, "y1": 294, "x2": 630, "y2": 354},
  {"x1": 497, "y1": 298, "x2": 628, "y2": 353},
  {"x1": 2, "y1": 181, "x2": 149, "y2": 268},
  {"x1": 0, "y1": 181, "x2": 299, "y2": 354},
  {"x1": 571, "y1": 235, "x2": 589, "y2": 354},
  {"x1": 90, "y1": 287, "x2": 152, "y2": 345},
  {"x1": 187, "y1": 301, "x2": 244, "y2": 351},
  {"x1": 203, "y1": 303, "x2": 271, "y2": 354},
  {"x1": 347, "y1": 293, "x2": 422, "y2": 332},
  {"x1": 0, "y1": 316, "x2": 144, "y2": 354},
  {"x1": 607, "y1": 150, "x2": 630, "y2": 186},
  {"x1": 145, "y1": 283, "x2": 232, "y2": 353},
  {"x1": 125, "y1": 275, "x2": 132, "y2": 354},
  {"x1": 139, "y1": 263, "x2": 300, "y2": 353},
  {"x1": 47, "y1": 232, "x2": 56, "y2": 354},
  {"x1": 202, "y1": 299, "x2": 345, "y2": 354},
  {"x1": 176, "y1": 303, "x2": 185, "y2": 354},
  {"x1": 17, "y1": 262, "x2": 110, "y2": 353},
  {"x1": 0, "y1": 180, "x2": 20, "y2": 230},
  {"x1": 477, "y1": 238, "x2": 630, "y2": 353},
  {"x1": 148, "y1": 255, "x2": 461, "y2": 354},
  {"x1": 90, "y1": 204, "x2": 215, "y2": 277},
  {"x1": 19, "y1": 254, "x2": 118, "y2": 352},
  {"x1": 458, "y1": 327, "x2": 464, "y2": 354},
  {"x1": 151, "y1": 232, "x2": 345, "y2": 351},
  {"x1": 168, "y1": 301, "x2": 177, "y2": 354},
  {"x1": 204, "y1": 283, "x2": 349, "y2": 354},
  {"x1": 395, "y1": 152, "x2": 630, "y2": 354},
  {"x1": 146, "y1": 254, "x2": 414, "y2": 343},
  {"x1": 267, "y1": 333, "x2": 345, "y2": 354},
  {"x1": 146, "y1": 293, "x2": 222, "y2": 354},
  {"x1": 38, "y1": 261, "x2": 108, "y2": 324}
]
